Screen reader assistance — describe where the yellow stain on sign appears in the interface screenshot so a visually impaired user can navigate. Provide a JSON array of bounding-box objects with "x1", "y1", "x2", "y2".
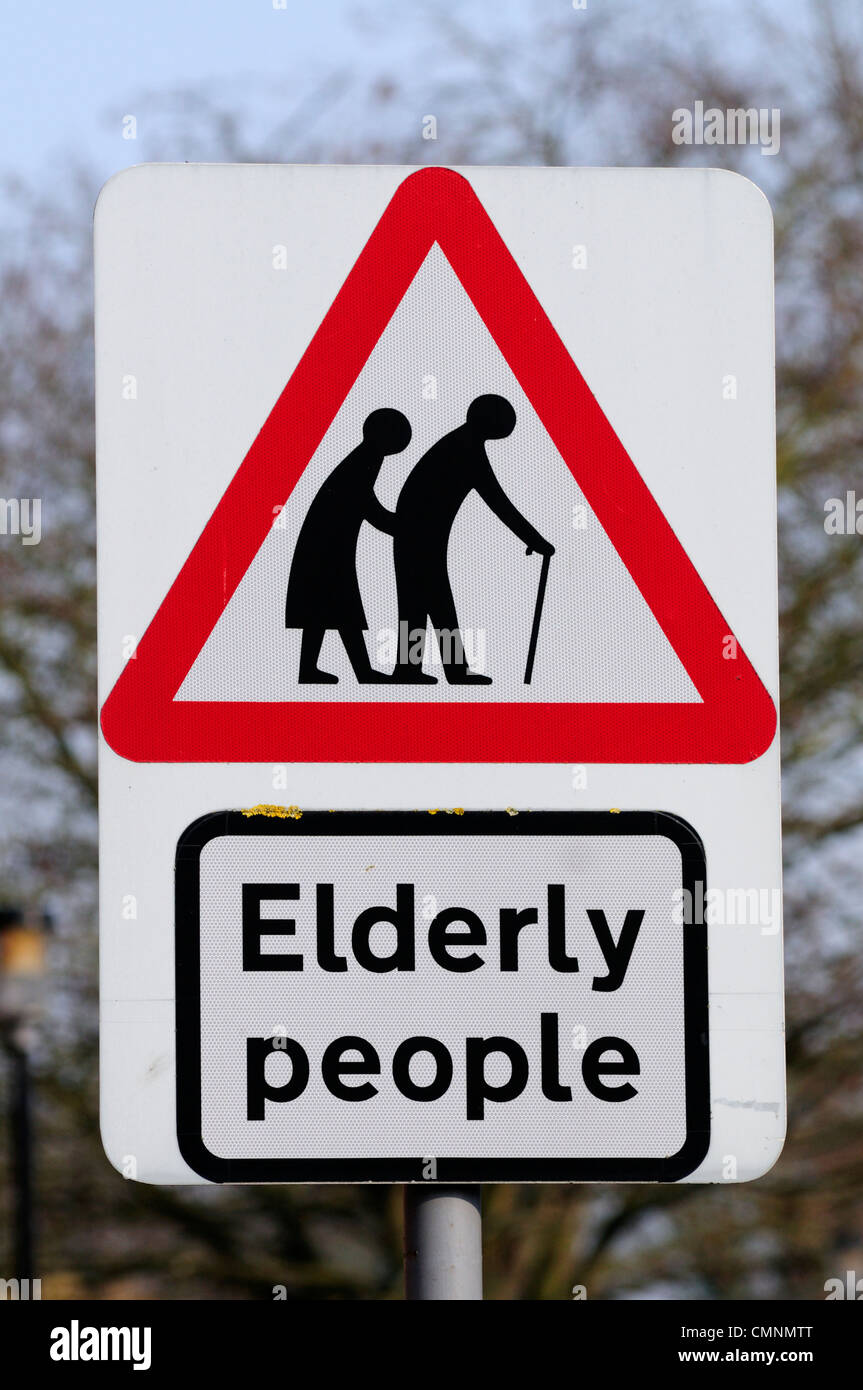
[{"x1": 241, "y1": 804, "x2": 303, "y2": 820}]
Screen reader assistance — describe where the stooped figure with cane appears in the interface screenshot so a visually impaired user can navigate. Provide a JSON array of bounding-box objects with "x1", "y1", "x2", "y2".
[{"x1": 389, "y1": 394, "x2": 554, "y2": 684}]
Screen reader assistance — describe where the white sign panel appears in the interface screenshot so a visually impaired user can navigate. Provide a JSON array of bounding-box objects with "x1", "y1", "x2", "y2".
[{"x1": 97, "y1": 164, "x2": 783, "y2": 1184}]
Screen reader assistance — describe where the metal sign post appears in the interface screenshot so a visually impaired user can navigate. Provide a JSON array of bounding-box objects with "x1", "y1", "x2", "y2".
[{"x1": 404, "y1": 1186, "x2": 482, "y2": 1300}]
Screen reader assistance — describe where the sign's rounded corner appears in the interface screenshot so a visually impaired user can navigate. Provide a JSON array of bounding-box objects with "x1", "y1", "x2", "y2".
[
  {"x1": 648, "y1": 810, "x2": 707, "y2": 866},
  {"x1": 745, "y1": 696, "x2": 779, "y2": 763},
  {"x1": 661, "y1": 1124, "x2": 712, "y2": 1183},
  {"x1": 176, "y1": 811, "x2": 235, "y2": 860},
  {"x1": 176, "y1": 1129, "x2": 230, "y2": 1184},
  {"x1": 736, "y1": 1128, "x2": 787, "y2": 1184},
  {"x1": 99, "y1": 697, "x2": 144, "y2": 763}
]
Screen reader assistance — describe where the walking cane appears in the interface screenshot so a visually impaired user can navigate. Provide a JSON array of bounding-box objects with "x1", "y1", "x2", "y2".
[{"x1": 524, "y1": 548, "x2": 552, "y2": 685}]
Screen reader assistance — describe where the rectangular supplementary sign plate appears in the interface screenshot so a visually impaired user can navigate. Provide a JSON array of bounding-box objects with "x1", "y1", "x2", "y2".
[{"x1": 176, "y1": 810, "x2": 709, "y2": 1183}]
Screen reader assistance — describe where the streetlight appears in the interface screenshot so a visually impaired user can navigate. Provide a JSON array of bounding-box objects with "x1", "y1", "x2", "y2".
[{"x1": 0, "y1": 905, "x2": 50, "y2": 1283}]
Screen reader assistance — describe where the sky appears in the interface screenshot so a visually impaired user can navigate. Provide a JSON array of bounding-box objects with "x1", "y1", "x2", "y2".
[
  {"x1": 1, "y1": 0, "x2": 389, "y2": 180},
  {"x1": 0, "y1": 0, "x2": 815, "y2": 188}
]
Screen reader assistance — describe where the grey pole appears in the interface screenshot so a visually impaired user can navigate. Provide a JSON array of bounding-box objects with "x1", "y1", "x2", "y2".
[{"x1": 403, "y1": 1185, "x2": 482, "y2": 1300}]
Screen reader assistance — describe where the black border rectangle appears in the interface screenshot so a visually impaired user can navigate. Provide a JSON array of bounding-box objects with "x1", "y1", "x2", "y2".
[{"x1": 176, "y1": 810, "x2": 709, "y2": 1183}]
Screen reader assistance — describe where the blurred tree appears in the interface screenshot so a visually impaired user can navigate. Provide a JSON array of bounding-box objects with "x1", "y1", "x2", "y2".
[{"x1": 1, "y1": 0, "x2": 862, "y2": 1299}]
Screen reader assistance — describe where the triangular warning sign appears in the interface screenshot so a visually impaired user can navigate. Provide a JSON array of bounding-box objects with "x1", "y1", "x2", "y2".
[{"x1": 100, "y1": 167, "x2": 776, "y2": 764}]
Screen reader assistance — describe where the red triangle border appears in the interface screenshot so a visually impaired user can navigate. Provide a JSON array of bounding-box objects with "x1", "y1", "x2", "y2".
[{"x1": 100, "y1": 167, "x2": 776, "y2": 763}]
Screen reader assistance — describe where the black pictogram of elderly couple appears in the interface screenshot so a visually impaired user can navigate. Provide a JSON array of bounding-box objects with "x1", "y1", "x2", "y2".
[{"x1": 284, "y1": 394, "x2": 554, "y2": 685}]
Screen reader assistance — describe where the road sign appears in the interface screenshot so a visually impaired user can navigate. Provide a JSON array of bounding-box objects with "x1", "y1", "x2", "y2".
[
  {"x1": 177, "y1": 810, "x2": 708, "y2": 1183},
  {"x1": 100, "y1": 167, "x2": 774, "y2": 765},
  {"x1": 97, "y1": 164, "x2": 783, "y2": 1185}
]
